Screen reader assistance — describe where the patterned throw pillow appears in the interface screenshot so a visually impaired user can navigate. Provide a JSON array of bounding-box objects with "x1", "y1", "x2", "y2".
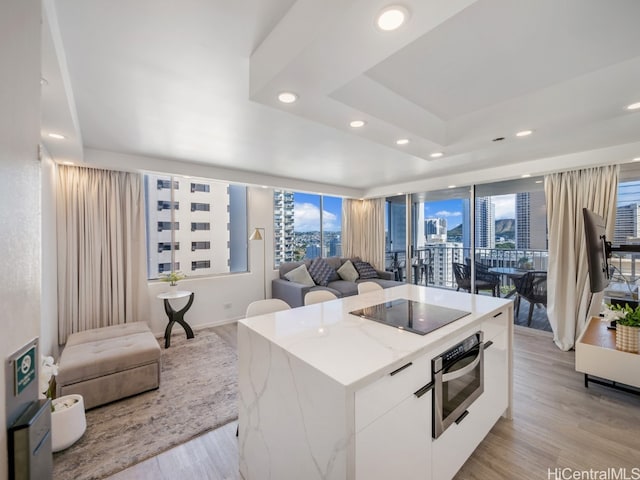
[
  {"x1": 337, "y1": 260, "x2": 359, "y2": 282},
  {"x1": 284, "y1": 264, "x2": 316, "y2": 286},
  {"x1": 308, "y1": 257, "x2": 336, "y2": 287},
  {"x1": 353, "y1": 260, "x2": 379, "y2": 279}
]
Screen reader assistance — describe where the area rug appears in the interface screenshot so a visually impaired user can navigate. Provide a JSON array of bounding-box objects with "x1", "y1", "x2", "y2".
[{"x1": 52, "y1": 327, "x2": 237, "y2": 480}]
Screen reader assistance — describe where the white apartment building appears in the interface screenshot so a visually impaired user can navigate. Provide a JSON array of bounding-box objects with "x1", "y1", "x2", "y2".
[{"x1": 145, "y1": 174, "x2": 231, "y2": 278}]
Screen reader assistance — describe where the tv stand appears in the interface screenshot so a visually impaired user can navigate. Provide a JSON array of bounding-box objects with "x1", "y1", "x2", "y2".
[{"x1": 575, "y1": 317, "x2": 640, "y2": 395}]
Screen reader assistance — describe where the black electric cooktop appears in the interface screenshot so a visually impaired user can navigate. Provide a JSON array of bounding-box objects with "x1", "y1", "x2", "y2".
[{"x1": 349, "y1": 299, "x2": 471, "y2": 336}]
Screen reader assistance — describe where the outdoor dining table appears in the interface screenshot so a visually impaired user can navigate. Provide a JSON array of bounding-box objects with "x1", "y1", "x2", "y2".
[{"x1": 488, "y1": 267, "x2": 528, "y2": 298}]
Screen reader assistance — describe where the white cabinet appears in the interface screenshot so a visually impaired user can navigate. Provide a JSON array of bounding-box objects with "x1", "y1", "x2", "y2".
[
  {"x1": 356, "y1": 389, "x2": 431, "y2": 480},
  {"x1": 432, "y1": 327, "x2": 508, "y2": 480}
]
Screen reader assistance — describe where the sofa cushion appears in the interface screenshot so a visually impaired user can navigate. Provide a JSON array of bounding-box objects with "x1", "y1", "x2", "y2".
[
  {"x1": 326, "y1": 280, "x2": 359, "y2": 297},
  {"x1": 353, "y1": 260, "x2": 379, "y2": 279},
  {"x1": 308, "y1": 257, "x2": 336, "y2": 286},
  {"x1": 284, "y1": 263, "x2": 316, "y2": 286},
  {"x1": 337, "y1": 260, "x2": 359, "y2": 282}
]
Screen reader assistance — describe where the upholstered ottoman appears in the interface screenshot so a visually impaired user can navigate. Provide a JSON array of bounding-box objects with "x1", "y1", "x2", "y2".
[{"x1": 56, "y1": 322, "x2": 161, "y2": 409}]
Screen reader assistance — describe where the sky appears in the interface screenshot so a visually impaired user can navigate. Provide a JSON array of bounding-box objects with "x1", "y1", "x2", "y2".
[
  {"x1": 294, "y1": 193, "x2": 342, "y2": 231},
  {"x1": 423, "y1": 194, "x2": 516, "y2": 228}
]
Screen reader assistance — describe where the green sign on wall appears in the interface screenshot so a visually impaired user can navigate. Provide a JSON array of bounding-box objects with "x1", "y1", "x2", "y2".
[{"x1": 15, "y1": 345, "x2": 36, "y2": 395}]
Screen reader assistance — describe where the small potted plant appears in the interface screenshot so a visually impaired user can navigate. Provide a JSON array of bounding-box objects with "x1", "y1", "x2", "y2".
[
  {"x1": 160, "y1": 271, "x2": 186, "y2": 287},
  {"x1": 603, "y1": 303, "x2": 640, "y2": 353}
]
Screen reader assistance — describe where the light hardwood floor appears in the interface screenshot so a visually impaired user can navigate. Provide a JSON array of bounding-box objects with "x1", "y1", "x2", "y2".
[{"x1": 106, "y1": 324, "x2": 640, "y2": 480}]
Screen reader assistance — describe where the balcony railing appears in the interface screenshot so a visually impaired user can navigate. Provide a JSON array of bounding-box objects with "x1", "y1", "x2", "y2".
[{"x1": 385, "y1": 246, "x2": 549, "y2": 293}]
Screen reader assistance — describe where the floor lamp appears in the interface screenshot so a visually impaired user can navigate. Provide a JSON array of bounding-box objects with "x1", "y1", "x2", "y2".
[{"x1": 249, "y1": 227, "x2": 266, "y2": 299}]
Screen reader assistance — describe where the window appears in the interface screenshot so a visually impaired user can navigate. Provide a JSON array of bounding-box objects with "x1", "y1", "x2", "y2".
[
  {"x1": 158, "y1": 262, "x2": 180, "y2": 273},
  {"x1": 191, "y1": 222, "x2": 210, "y2": 231},
  {"x1": 191, "y1": 260, "x2": 211, "y2": 270},
  {"x1": 191, "y1": 202, "x2": 210, "y2": 212},
  {"x1": 273, "y1": 191, "x2": 342, "y2": 267},
  {"x1": 158, "y1": 201, "x2": 179, "y2": 211},
  {"x1": 157, "y1": 179, "x2": 179, "y2": 190},
  {"x1": 158, "y1": 242, "x2": 179, "y2": 253},
  {"x1": 144, "y1": 174, "x2": 248, "y2": 280},
  {"x1": 157, "y1": 221, "x2": 179, "y2": 232},
  {"x1": 191, "y1": 241, "x2": 210, "y2": 251},
  {"x1": 611, "y1": 177, "x2": 640, "y2": 280},
  {"x1": 191, "y1": 183, "x2": 210, "y2": 193}
]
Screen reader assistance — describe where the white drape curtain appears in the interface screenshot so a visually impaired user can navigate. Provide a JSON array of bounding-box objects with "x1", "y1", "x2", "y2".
[
  {"x1": 545, "y1": 165, "x2": 618, "y2": 351},
  {"x1": 342, "y1": 198, "x2": 385, "y2": 270},
  {"x1": 57, "y1": 165, "x2": 149, "y2": 345}
]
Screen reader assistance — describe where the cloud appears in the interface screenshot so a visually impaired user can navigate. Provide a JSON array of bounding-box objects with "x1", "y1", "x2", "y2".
[
  {"x1": 294, "y1": 203, "x2": 340, "y2": 231},
  {"x1": 435, "y1": 210, "x2": 461, "y2": 217},
  {"x1": 492, "y1": 194, "x2": 515, "y2": 219}
]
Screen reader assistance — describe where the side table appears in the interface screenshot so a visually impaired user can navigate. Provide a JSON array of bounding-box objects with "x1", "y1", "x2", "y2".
[
  {"x1": 157, "y1": 290, "x2": 195, "y2": 348},
  {"x1": 575, "y1": 316, "x2": 640, "y2": 395}
]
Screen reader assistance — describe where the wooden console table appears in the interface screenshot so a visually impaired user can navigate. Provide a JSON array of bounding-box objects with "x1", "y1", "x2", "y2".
[{"x1": 575, "y1": 317, "x2": 640, "y2": 394}]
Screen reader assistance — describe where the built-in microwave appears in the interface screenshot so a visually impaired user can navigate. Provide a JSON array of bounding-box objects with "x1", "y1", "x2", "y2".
[{"x1": 432, "y1": 331, "x2": 486, "y2": 439}]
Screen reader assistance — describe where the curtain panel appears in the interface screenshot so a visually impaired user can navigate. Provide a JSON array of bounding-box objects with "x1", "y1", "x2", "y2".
[
  {"x1": 341, "y1": 198, "x2": 385, "y2": 270},
  {"x1": 545, "y1": 165, "x2": 618, "y2": 351},
  {"x1": 57, "y1": 165, "x2": 149, "y2": 344}
]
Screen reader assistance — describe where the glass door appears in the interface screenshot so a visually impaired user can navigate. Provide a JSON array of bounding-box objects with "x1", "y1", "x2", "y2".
[{"x1": 385, "y1": 195, "x2": 408, "y2": 282}]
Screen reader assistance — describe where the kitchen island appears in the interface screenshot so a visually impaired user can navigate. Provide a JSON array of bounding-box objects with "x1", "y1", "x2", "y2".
[{"x1": 238, "y1": 285, "x2": 513, "y2": 480}]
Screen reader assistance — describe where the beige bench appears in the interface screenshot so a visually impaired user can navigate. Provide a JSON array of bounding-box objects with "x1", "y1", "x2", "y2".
[{"x1": 56, "y1": 322, "x2": 161, "y2": 409}]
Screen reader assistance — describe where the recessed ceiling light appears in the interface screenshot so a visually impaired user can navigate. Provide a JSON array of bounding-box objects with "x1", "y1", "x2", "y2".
[
  {"x1": 60, "y1": 160, "x2": 74, "y2": 165},
  {"x1": 626, "y1": 102, "x2": 640, "y2": 110},
  {"x1": 521, "y1": 174, "x2": 531, "y2": 178},
  {"x1": 376, "y1": 5, "x2": 409, "y2": 31},
  {"x1": 350, "y1": 120, "x2": 366, "y2": 128},
  {"x1": 535, "y1": 180, "x2": 543, "y2": 183},
  {"x1": 448, "y1": 185, "x2": 456, "y2": 189},
  {"x1": 277, "y1": 92, "x2": 298, "y2": 104},
  {"x1": 48, "y1": 133, "x2": 65, "y2": 139},
  {"x1": 261, "y1": 185, "x2": 268, "y2": 189},
  {"x1": 396, "y1": 138, "x2": 410, "y2": 145},
  {"x1": 430, "y1": 152, "x2": 444, "y2": 158},
  {"x1": 516, "y1": 130, "x2": 533, "y2": 137},
  {"x1": 632, "y1": 157, "x2": 640, "y2": 162}
]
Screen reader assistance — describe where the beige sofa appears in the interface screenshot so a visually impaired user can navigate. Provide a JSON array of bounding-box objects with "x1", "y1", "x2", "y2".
[{"x1": 56, "y1": 322, "x2": 161, "y2": 409}]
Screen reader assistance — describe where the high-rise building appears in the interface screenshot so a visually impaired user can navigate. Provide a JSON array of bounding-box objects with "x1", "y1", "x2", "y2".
[
  {"x1": 462, "y1": 198, "x2": 495, "y2": 249},
  {"x1": 274, "y1": 190, "x2": 296, "y2": 265},
  {"x1": 145, "y1": 174, "x2": 231, "y2": 279},
  {"x1": 614, "y1": 203, "x2": 640, "y2": 245},
  {"x1": 425, "y1": 218, "x2": 447, "y2": 243},
  {"x1": 427, "y1": 242, "x2": 464, "y2": 287},
  {"x1": 516, "y1": 191, "x2": 547, "y2": 249}
]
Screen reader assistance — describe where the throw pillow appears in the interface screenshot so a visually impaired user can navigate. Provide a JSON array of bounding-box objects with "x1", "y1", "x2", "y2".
[
  {"x1": 337, "y1": 260, "x2": 359, "y2": 282},
  {"x1": 308, "y1": 257, "x2": 336, "y2": 287},
  {"x1": 284, "y1": 264, "x2": 316, "y2": 286},
  {"x1": 353, "y1": 260, "x2": 379, "y2": 280}
]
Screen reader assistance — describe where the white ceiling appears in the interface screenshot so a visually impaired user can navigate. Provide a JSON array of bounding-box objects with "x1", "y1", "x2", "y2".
[{"x1": 41, "y1": 0, "x2": 640, "y2": 197}]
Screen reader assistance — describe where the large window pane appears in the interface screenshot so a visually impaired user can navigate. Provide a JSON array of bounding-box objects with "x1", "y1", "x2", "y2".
[
  {"x1": 144, "y1": 173, "x2": 247, "y2": 279},
  {"x1": 322, "y1": 195, "x2": 342, "y2": 257},
  {"x1": 273, "y1": 191, "x2": 342, "y2": 267}
]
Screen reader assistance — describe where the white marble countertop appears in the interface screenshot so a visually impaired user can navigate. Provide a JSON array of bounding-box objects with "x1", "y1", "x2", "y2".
[
  {"x1": 239, "y1": 285, "x2": 510, "y2": 389},
  {"x1": 157, "y1": 290, "x2": 192, "y2": 299}
]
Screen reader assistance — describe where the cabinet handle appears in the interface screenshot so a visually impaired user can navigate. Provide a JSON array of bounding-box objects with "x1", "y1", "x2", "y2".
[
  {"x1": 455, "y1": 410, "x2": 470, "y2": 425},
  {"x1": 493, "y1": 311, "x2": 503, "y2": 318},
  {"x1": 414, "y1": 382, "x2": 433, "y2": 398},
  {"x1": 389, "y1": 362, "x2": 413, "y2": 376},
  {"x1": 484, "y1": 340, "x2": 494, "y2": 350}
]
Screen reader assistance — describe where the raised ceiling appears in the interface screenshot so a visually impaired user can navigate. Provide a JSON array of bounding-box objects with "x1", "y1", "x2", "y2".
[{"x1": 41, "y1": 0, "x2": 640, "y2": 196}]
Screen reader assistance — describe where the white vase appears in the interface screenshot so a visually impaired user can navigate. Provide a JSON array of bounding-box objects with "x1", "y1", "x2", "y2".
[{"x1": 51, "y1": 394, "x2": 87, "y2": 452}]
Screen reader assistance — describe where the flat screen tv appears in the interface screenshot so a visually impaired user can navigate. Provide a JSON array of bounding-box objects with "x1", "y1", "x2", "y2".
[{"x1": 582, "y1": 208, "x2": 611, "y2": 293}]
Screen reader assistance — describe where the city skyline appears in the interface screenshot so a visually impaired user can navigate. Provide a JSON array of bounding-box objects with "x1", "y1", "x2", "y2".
[{"x1": 424, "y1": 195, "x2": 516, "y2": 230}]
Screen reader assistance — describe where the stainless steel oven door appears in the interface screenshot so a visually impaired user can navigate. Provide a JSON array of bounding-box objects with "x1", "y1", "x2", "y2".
[{"x1": 432, "y1": 332, "x2": 484, "y2": 439}]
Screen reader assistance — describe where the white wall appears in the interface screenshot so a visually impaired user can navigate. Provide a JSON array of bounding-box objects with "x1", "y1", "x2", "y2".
[
  {"x1": 41, "y1": 149, "x2": 59, "y2": 357},
  {"x1": 0, "y1": 0, "x2": 41, "y2": 478}
]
